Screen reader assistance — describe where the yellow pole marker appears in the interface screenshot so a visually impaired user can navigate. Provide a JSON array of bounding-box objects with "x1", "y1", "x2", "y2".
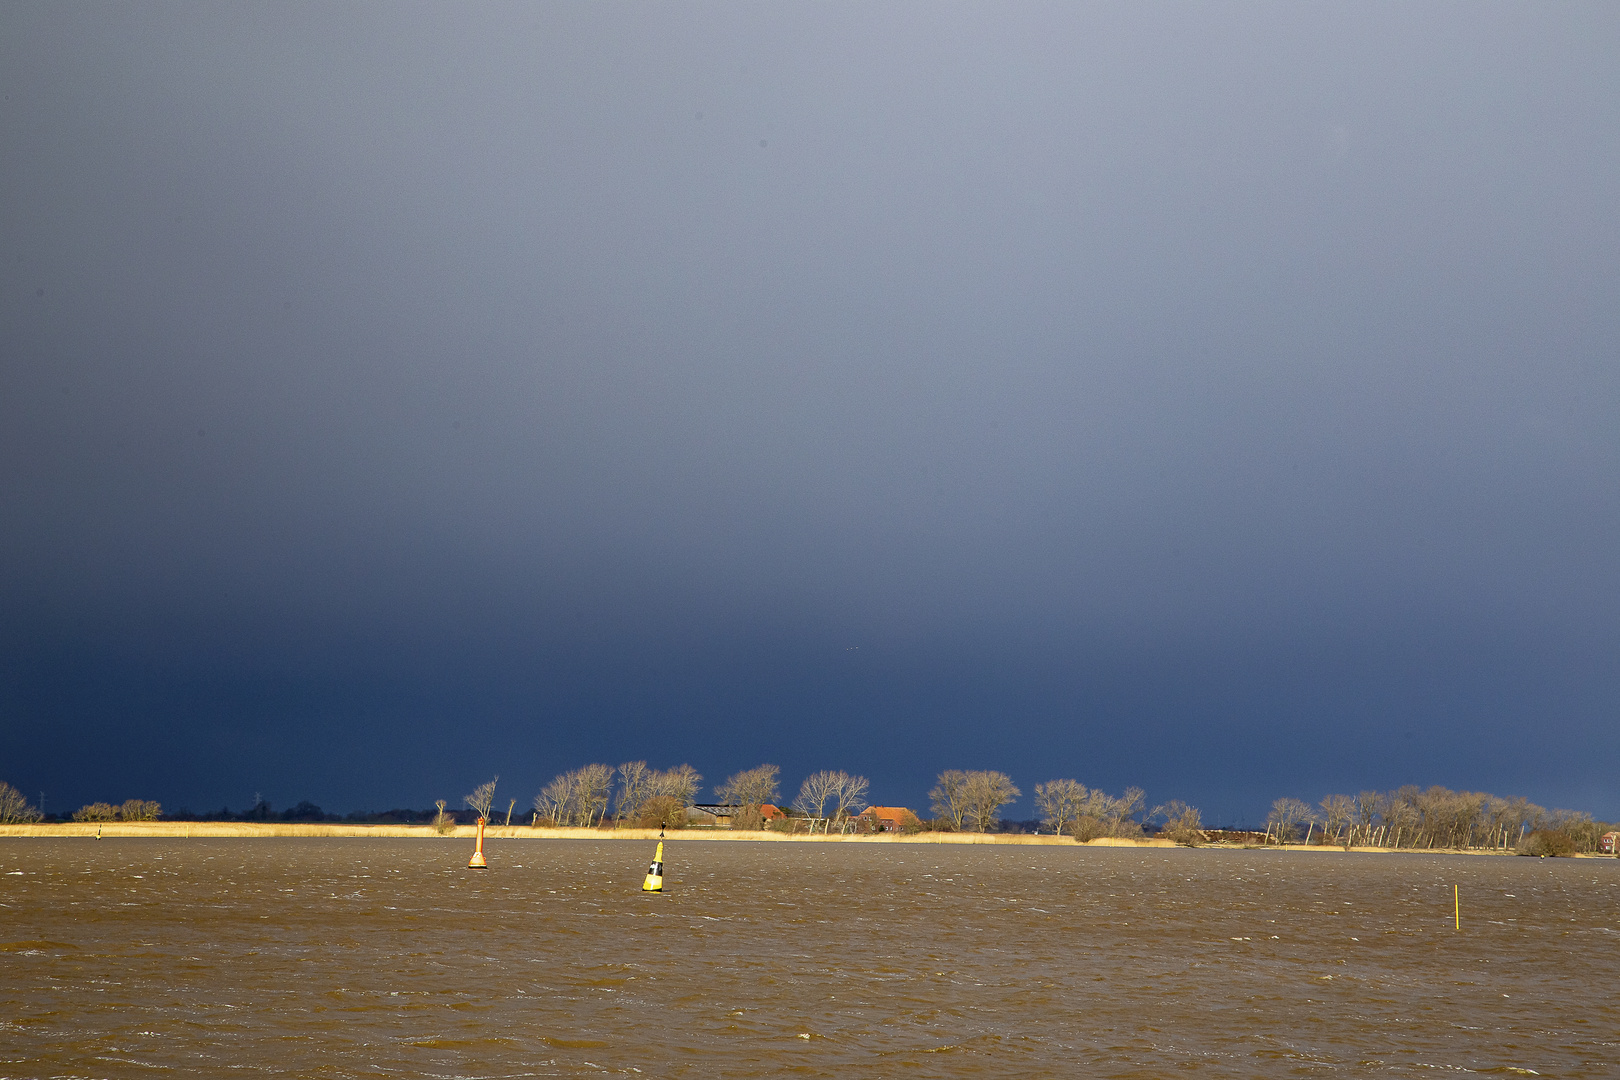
[
  {"x1": 1454, "y1": 884, "x2": 1460, "y2": 930},
  {"x1": 468, "y1": 816, "x2": 489, "y2": 869},
  {"x1": 642, "y1": 841, "x2": 664, "y2": 893}
]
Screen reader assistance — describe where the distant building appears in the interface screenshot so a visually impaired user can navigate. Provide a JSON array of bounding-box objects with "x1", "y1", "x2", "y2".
[
  {"x1": 1601, "y1": 831, "x2": 1619, "y2": 855},
  {"x1": 688, "y1": 803, "x2": 787, "y2": 826},
  {"x1": 688, "y1": 804, "x2": 740, "y2": 826},
  {"x1": 855, "y1": 806, "x2": 919, "y2": 832}
]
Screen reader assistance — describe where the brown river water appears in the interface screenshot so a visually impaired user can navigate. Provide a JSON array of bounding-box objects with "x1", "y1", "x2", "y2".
[{"x1": 2, "y1": 838, "x2": 1617, "y2": 1078}]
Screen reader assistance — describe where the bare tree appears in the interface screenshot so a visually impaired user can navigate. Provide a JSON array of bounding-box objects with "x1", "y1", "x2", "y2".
[
  {"x1": 1504, "y1": 795, "x2": 1544, "y2": 846},
  {"x1": 1353, "y1": 791, "x2": 1380, "y2": 845},
  {"x1": 929, "y1": 770, "x2": 971, "y2": 830},
  {"x1": 1478, "y1": 795, "x2": 1509, "y2": 850},
  {"x1": 73, "y1": 802, "x2": 118, "y2": 822},
  {"x1": 1319, "y1": 794, "x2": 1354, "y2": 844},
  {"x1": 715, "y1": 764, "x2": 780, "y2": 808},
  {"x1": 1035, "y1": 779, "x2": 1088, "y2": 836},
  {"x1": 638, "y1": 796, "x2": 686, "y2": 829},
  {"x1": 650, "y1": 764, "x2": 702, "y2": 808},
  {"x1": 531, "y1": 765, "x2": 614, "y2": 827},
  {"x1": 0, "y1": 781, "x2": 42, "y2": 824},
  {"x1": 617, "y1": 765, "x2": 705, "y2": 829},
  {"x1": 793, "y1": 770, "x2": 840, "y2": 823},
  {"x1": 962, "y1": 771, "x2": 1021, "y2": 832},
  {"x1": 1381, "y1": 789, "x2": 1420, "y2": 848},
  {"x1": 534, "y1": 772, "x2": 576, "y2": 825},
  {"x1": 1267, "y1": 797, "x2": 1313, "y2": 844},
  {"x1": 1489, "y1": 795, "x2": 1539, "y2": 850},
  {"x1": 433, "y1": 799, "x2": 455, "y2": 834},
  {"x1": 793, "y1": 770, "x2": 868, "y2": 831},
  {"x1": 830, "y1": 772, "x2": 870, "y2": 827},
  {"x1": 1087, "y1": 786, "x2": 1145, "y2": 838},
  {"x1": 1060, "y1": 786, "x2": 1143, "y2": 840},
  {"x1": 571, "y1": 764, "x2": 614, "y2": 826},
  {"x1": 464, "y1": 777, "x2": 498, "y2": 821},
  {"x1": 1152, "y1": 800, "x2": 1204, "y2": 845},
  {"x1": 120, "y1": 799, "x2": 162, "y2": 821},
  {"x1": 615, "y1": 761, "x2": 652, "y2": 823},
  {"x1": 1553, "y1": 810, "x2": 1604, "y2": 852},
  {"x1": 715, "y1": 765, "x2": 781, "y2": 829}
]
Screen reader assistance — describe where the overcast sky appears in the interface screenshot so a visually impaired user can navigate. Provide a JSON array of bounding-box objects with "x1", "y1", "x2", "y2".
[{"x1": 3, "y1": 3, "x2": 1617, "y2": 823}]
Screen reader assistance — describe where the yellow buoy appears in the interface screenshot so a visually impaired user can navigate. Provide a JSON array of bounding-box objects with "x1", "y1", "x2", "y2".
[
  {"x1": 641, "y1": 841, "x2": 664, "y2": 892},
  {"x1": 468, "y1": 816, "x2": 488, "y2": 869}
]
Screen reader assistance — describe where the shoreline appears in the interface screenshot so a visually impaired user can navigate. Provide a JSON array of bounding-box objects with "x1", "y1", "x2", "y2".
[
  {"x1": 2, "y1": 822, "x2": 1607, "y2": 854},
  {"x1": 0, "y1": 821, "x2": 1159, "y2": 844}
]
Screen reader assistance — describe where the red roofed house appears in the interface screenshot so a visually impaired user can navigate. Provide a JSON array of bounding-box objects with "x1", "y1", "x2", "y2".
[
  {"x1": 1602, "y1": 831, "x2": 1619, "y2": 855},
  {"x1": 855, "y1": 806, "x2": 920, "y2": 832},
  {"x1": 760, "y1": 803, "x2": 786, "y2": 822}
]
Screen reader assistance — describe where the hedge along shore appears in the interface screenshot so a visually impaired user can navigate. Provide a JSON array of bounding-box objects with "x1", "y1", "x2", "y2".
[{"x1": 0, "y1": 821, "x2": 1182, "y2": 845}]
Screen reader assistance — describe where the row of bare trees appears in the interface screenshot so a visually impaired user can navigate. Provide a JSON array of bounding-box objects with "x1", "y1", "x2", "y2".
[
  {"x1": 534, "y1": 765, "x2": 612, "y2": 827},
  {"x1": 931, "y1": 770, "x2": 1023, "y2": 831},
  {"x1": 517, "y1": 763, "x2": 1164, "y2": 838},
  {"x1": 527, "y1": 763, "x2": 706, "y2": 828},
  {"x1": 381, "y1": 772, "x2": 1620, "y2": 849},
  {"x1": 929, "y1": 773, "x2": 1203, "y2": 841},
  {"x1": 1029, "y1": 780, "x2": 1160, "y2": 840},
  {"x1": 525, "y1": 762, "x2": 884, "y2": 832},
  {"x1": 71, "y1": 799, "x2": 161, "y2": 822},
  {"x1": 523, "y1": 762, "x2": 883, "y2": 833},
  {"x1": 1267, "y1": 786, "x2": 1616, "y2": 852}
]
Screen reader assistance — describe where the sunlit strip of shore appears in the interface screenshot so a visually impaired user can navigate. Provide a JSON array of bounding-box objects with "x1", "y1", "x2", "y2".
[
  {"x1": 0, "y1": 821, "x2": 1163, "y2": 843},
  {"x1": 1, "y1": 822, "x2": 1586, "y2": 852}
]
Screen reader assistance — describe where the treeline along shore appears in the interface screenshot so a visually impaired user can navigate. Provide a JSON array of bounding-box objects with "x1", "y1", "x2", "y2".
[
  {"x1": 3, "y1": 769, "x2": 1615, "y2": 856},
  {"x1": 0, "y1": 821, "x2": 1613, "y2": 857}
]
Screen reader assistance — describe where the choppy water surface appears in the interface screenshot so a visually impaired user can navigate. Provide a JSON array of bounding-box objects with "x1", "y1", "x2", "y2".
[{"x1": 2, "y1": 839, "x2": 1617, "y2": 1078}]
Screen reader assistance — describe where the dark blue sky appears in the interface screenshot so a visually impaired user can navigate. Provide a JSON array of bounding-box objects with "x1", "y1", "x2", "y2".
[{"x1": 3, "y1": 3, "x2": 1617, "y2": 824}]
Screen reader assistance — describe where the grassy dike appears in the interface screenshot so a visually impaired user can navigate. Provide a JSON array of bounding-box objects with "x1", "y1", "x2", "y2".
[{"x1": 0, "y1": 821, "x2": 1182, "y2": 845}]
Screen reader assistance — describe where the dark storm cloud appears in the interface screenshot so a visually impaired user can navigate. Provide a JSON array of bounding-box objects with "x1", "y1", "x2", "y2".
[{"x1": 2, "y1": 3, "x2": 1617, "y2": 819}]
